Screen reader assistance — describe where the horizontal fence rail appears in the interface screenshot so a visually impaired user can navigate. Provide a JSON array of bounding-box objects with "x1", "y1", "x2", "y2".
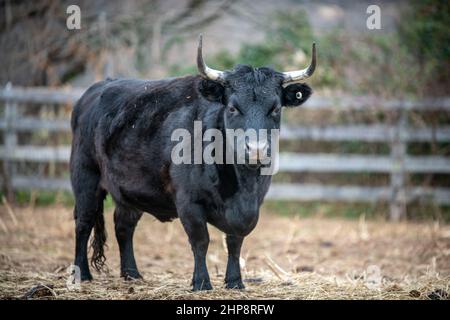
[
  {"x1": 2, "y1": 147, "x2": 450, "y2": 174},
  {"x1": 267, "y1": 183, "x2": 450, "y2": 205},
  {"x1": 282, "y1": 125, "x2": 450, "y2": 142},
  {"x1": 0, "y1": 87, "x2": 84, "y2": 104},
  {"x1": 279, "y1": 153, "x2": 450, "y2": 173},
  {"x1": 1, "y1": 86, "x2": 450, "y2": 219}
]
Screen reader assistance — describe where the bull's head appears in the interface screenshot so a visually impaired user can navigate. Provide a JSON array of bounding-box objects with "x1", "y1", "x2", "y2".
[{"x1": 197, "y1": 35, "x2": 315, "y2": 171}]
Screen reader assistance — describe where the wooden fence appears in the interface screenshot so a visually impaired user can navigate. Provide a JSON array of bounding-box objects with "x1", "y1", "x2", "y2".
[{"x1": 1, "y1": 84, "x2": 450, "y2": 220}]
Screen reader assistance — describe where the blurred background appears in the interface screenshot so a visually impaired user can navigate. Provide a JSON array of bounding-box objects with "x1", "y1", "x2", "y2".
[
  {"x1": 0, "y1": 0, "x2": 449, "y2": 221},
  {"x1": 1, "y1": 0, "x2": 450, "y2": 301}
]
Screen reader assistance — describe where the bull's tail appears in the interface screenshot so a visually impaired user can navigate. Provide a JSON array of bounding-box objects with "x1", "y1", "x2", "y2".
[{"x1": 90, "y1": 212, "x2": 108, "y2": 272}]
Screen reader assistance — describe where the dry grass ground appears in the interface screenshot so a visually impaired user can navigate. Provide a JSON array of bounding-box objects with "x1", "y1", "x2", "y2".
[{"x1": 0, "y1": 204, "x2": 449, "y2": 300}]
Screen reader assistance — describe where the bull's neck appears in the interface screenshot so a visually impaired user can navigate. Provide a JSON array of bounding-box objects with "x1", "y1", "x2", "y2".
[
  {"x1": 215, "y1": 162, "x2": 261, "y2": 201},
  {"x1": 204, "y1": 107, "x2": 263, "y2": 200}
]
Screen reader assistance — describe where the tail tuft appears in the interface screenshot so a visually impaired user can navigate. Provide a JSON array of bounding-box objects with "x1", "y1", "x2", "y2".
[{"x1": 90, "y1": 212, "x2": 107, "y2": 272}]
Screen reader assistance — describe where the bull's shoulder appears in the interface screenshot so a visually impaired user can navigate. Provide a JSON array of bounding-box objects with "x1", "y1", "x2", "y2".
[{"x1": 71, "y1": 79, "x2": 113, "y2": 130}]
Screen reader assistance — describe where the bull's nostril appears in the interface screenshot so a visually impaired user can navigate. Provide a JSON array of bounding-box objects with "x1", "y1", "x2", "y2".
[{"x1": 246, "y1": 141, "x2": 268, "y2": 153}]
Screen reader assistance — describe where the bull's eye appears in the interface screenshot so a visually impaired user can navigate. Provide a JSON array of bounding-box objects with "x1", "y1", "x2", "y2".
[{"x1": 228, "y1": 104, "x2": 241, "y2": 115}]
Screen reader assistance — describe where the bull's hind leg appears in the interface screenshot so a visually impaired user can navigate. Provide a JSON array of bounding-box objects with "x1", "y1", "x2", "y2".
[
  {"x1": 72, "y1": 170, "x2": 106, "y2": 281},
  {"x1": 114, "y1": 206, "x2": 143, "y2": 280}
]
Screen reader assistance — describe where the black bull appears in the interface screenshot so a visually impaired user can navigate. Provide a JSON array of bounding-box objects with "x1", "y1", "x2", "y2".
[{"x1": 70, "y1": 43, "x2": 314, "y2": 291}]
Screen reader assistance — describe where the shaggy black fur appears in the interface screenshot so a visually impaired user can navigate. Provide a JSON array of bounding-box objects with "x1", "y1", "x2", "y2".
[{"x1": 70, "y1": 66, "x2": 312, "y2": 290}]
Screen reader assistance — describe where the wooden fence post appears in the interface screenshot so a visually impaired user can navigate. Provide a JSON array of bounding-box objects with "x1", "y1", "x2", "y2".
[
  {"x1": 389, "y1": 109, "x2": 407, "y2": 221},
  {"x1": 2, "y1": 83, "x2": 18, "y2": 202}
]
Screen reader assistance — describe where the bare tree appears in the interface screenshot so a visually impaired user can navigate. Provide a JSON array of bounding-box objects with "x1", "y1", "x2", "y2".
[{"x1": 0, "y1": 0, "x2": 237, "y2": 86}]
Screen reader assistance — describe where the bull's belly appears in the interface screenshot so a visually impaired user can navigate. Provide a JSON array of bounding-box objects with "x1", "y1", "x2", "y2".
[
  {"x1": 129, "y1": 193, "x2": 177, "y2": 221},
  {"x1": 107, "y1": 181, "x2": 178, "y2": 222},
  {"x1": 129, "y1": 194, "x2": 178, "y2": 222},
  {"x1": 143, "y1": 206, "x2": 178, "y2": 222}
]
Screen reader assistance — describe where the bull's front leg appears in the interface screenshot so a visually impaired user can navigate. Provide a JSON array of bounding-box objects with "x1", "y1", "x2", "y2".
[
  {"x1": 225, "y1": 234, "x2": 245, "y2": 289},
  {"x1": 178, "y1": 205, "x2": 212, "y2": 291}
]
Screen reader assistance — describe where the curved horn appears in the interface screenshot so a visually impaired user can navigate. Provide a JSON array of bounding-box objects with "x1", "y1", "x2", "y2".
[
  {"x1": 197, "y1": 35, "x2": 225, "y2": 82},
  {"x1": 282, "y1": 43, "x2": 316, "y2": 84}
]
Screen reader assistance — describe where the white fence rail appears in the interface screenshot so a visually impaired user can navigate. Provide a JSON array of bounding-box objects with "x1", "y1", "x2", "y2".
[{"x1": 1, "y1": 85, "x2": 450, "y2": 219}]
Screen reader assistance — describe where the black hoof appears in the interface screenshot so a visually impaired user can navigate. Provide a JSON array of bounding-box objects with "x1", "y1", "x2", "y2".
[
  {"x1": 80, "y1": 273, "x2": 93, "y2": 282},
  {"x1": 225, "y1": 280, "x2": 245, "y2": 289},
  {"x1": 192, "y1": 281, "x2": 213, "y2": 291},
  {"x1": 121, "y1": 269, "x2": 143, "y2": 281}
]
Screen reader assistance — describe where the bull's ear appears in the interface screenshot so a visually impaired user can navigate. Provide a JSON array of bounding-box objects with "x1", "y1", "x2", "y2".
[
  {"x1": 282, "y1": 83, "x2": 312, "y2": 107},
  {"x1": 198, "y1": 79, "x2": 225, "y2": 103}
]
